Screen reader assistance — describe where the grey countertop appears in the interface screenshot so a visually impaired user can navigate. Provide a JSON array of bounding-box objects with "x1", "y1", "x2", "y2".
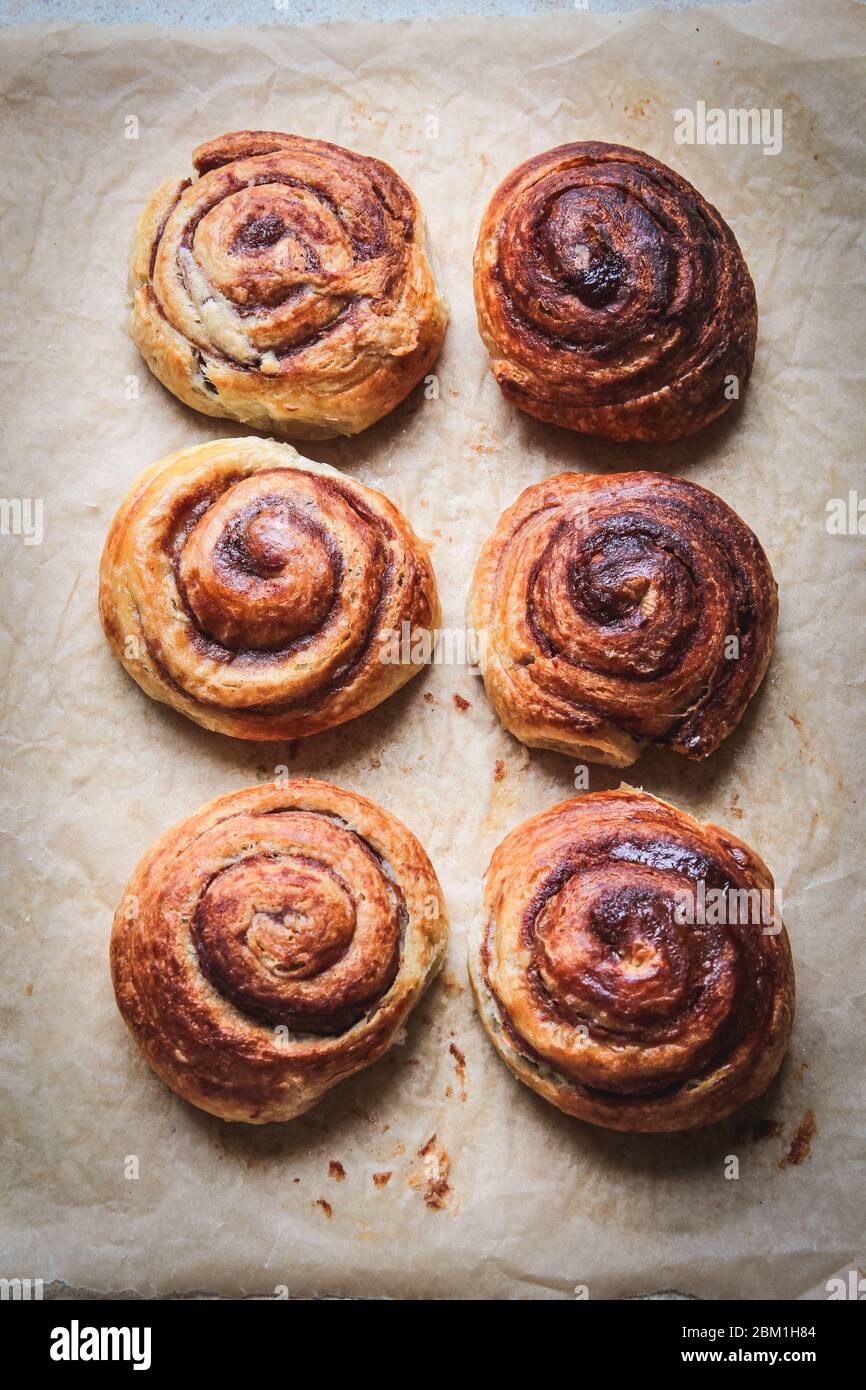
[{"x1": 1, "y1": 0, "x2": 752, "y2": 29}]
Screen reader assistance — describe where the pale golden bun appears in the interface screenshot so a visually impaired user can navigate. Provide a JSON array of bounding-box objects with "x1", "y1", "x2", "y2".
[
  {"x1": 99, "y1": 437, "x2": 440, "y2": 740},
  {"x1": 130, "y1": 131, "x2": 447, "y2": 437}
]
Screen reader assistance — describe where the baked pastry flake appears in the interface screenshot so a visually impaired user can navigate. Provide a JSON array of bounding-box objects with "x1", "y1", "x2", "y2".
[
  {"x1": 111, "y1": 779, "x2": 448, "y2": 1122},
  {"x1": 130, "y1": 131, "x2": 447, "y2": 437},
  {"x1": 474, "y1": 141, "x2": 757, "y2": 440}
]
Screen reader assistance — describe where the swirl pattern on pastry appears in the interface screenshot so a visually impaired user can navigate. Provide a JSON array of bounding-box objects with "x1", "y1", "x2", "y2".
[
  {"x1": 99, "y1": 438, "x2": 440, "y2": 740},
  {"x1": 467, "y1": 471, "x2": 777, "y2": 765},
  {"x1": 129, "y1": 131, "x2": 447, "y2": 438},
  {"x1": 469, "y1": 789, "x2": 794, "y2": 1131},
  {"x1": 111, "y1": 779, "x2": 448, "y2": 1122},
  {"x1": 474, "y1": 141, "x2": 757, "y2": 440}
]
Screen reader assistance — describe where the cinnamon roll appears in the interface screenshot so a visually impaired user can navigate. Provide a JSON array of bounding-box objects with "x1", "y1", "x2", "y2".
[
  {"x1": 111, "y1": 779, "x2": 448, "y2": 1122},
  {"x1": 474, "y1": 142, "x2": 757, "y2": 440},
  {"x1": 99, "y1": 437, "x2": 440, "y2": 740},
  {"x1": 129, "y1": 131, "x2": 447, "y2": 438},
  {"x1": 467, "y1": 471, "x2": 777, "y2": 766},
  {"x1": 469, "y1": 789, "x2": 794, "y2": 1131}
]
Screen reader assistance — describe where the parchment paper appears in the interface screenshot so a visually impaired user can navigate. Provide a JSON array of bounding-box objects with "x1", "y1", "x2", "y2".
[{"x1": 1, "y1": 0, "x2": 864, "y2": 1300}]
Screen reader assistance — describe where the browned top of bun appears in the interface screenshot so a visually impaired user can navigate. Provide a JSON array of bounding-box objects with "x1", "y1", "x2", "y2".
[{"x1": 474, "y1": 142, "x2": 757, "y2": 440}]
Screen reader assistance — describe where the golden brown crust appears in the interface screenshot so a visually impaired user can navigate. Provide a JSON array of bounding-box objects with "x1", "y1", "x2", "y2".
[
  {"x1": 467, "y1": 471, "x2": 777, "y2": 766},
  {"x1": 129, "y1": 131, "x2": 447, "y2": 438},
  {"x1": 473, "y1": 141, "x2": 757, "y2": 441},
  {"x1": 468, "y1": 788, "x2": 794, "y2": 1132},
  {"x1": 98, "y1": 437, "x2": 441, "y2": 741},
  {"x1": 110, "y1": 779, "x2": 448, "y2": 1122}
]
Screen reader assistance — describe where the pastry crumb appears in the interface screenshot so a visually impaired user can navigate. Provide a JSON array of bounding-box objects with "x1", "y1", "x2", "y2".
[
  {"x1": 410, "y1": 1134, "x2": 452, "y2": 1210},
  {"x1": 449, "y1": 1042, "x2": 467, "y2": 1102},
  {"x1": 779, "y1": 1110, "x2": 817, "y2": 1168}
]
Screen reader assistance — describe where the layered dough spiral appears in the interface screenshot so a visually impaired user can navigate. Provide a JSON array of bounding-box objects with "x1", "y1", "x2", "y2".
[
  {"x1": 474, "y1": 142, "x2": 757, "y2": 440},
  {"x1": 469, "y1": 789, "x2": 794, "y2": 1131},
  {"x1": 468, "y1": 471, "x2": 777, "y2": 766},
  {"x1": 129, "y1": 131, "x2": 447, "y2": 437},
  {"x1": 111, "y1": 779, "x2": 448, "y2": 1122},
  {"x1": 99, "y1": 438, "x2": 440, "y2": 740}
]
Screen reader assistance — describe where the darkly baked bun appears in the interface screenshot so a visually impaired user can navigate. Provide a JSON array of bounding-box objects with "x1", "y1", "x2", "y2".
[
  {"x1": 469, "y1": 788, "x2": 794, "y2": 1131},
  {"x1": 111, "y1": 779, "x2": 448, "y2": 1122},
  {"x1": 99, "y1": 438, "x2": 440, "y2": 741},
  {"x1": 129, "y1": 131, "x2": 447, "y2": 437},
  {"x1": 474, "y1": 142, "x2": 757, "y2": 440},
  {"x1": 467, "y1": 471, "x2": 777, "y2": 765}
]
